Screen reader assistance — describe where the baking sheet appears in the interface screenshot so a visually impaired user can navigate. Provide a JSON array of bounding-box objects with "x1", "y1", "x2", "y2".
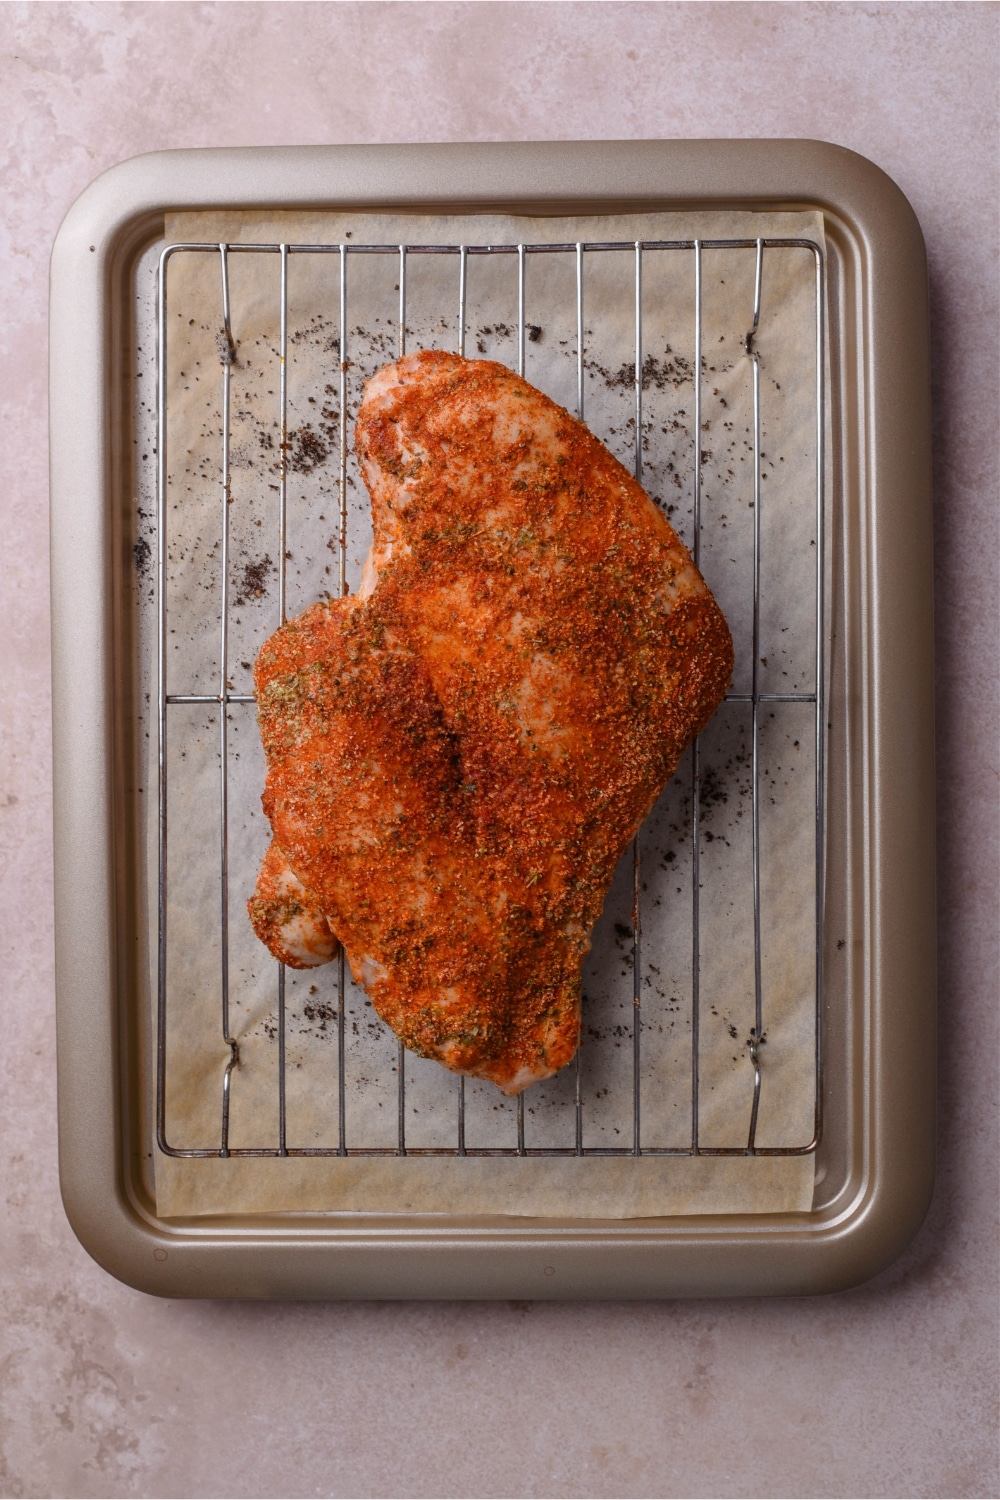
[{"x1": 146, "y1": 207, "x2": 825, "y2": 1218}]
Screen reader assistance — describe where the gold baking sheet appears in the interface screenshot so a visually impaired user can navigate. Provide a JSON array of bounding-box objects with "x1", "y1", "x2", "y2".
[{"x1": 150, "y1": 206, "x2": 825, "y2": 1218}]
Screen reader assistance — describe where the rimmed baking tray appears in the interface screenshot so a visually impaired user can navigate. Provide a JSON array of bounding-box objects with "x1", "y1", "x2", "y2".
[{"x1": 50, "y1": 141, "x2": 934, "y2": 1298}]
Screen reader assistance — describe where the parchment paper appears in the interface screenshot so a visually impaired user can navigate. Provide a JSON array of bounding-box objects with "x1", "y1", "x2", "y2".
[{"x1": 151, "y1": 207, "x2": 826, "y2": 1218}]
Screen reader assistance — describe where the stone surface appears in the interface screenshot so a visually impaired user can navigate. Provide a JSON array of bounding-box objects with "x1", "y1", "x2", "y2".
[{"x1": 1, "y1": 3, "x2": 997, "y2": 1496}]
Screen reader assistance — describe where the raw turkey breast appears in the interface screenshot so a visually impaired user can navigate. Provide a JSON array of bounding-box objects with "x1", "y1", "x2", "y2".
[{"x1": 249, "y1": 351, "x2": 733, "y2": 1094}]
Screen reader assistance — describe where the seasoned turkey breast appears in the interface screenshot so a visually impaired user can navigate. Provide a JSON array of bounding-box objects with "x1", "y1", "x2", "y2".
[{"x1": 250, "y1": 351, "x2": 732, "y2": 1093}]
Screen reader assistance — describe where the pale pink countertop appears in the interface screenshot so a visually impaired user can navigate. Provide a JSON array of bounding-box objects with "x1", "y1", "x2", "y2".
[{"x1": 1, "y1": 4, "x2": 997, "y2": 1496}]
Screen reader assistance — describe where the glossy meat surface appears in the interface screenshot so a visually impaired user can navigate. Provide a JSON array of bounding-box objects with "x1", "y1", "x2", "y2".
[
  {"x1": 251, "y1": 351, "x2": 732, "y2": 1092},
  {"x1": 247, "y1": 840, "x2": 338, "y2": 970}
]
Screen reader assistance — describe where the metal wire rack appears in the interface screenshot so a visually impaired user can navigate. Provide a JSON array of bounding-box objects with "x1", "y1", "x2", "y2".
[{"x1": 155, "y1": 234, "x2": 825, "y2": 1161}]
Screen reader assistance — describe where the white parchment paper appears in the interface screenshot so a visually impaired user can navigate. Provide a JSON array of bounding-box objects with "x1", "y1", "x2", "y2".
[{"x1": 150, "y1": 207, "x2": 826, "y2": 1218}]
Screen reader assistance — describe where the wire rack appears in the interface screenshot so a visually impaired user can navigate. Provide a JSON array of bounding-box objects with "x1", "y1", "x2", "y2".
[{"x1": 155, "y1": 234, "x2": 825, "y2": 1160}]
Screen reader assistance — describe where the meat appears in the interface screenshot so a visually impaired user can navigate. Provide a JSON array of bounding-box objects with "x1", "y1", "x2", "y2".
[
  {"x1": 249, "y1": 350, "x2": 732, "y2": 1094},
  {"x1": 247, "y1": 839, "x2": 339, "y2": 970}
]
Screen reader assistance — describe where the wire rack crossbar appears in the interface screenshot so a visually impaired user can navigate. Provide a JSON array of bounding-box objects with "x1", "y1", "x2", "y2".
[{"x1": 156, "y1": 236, "x2": 825, "y2": 1161}]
